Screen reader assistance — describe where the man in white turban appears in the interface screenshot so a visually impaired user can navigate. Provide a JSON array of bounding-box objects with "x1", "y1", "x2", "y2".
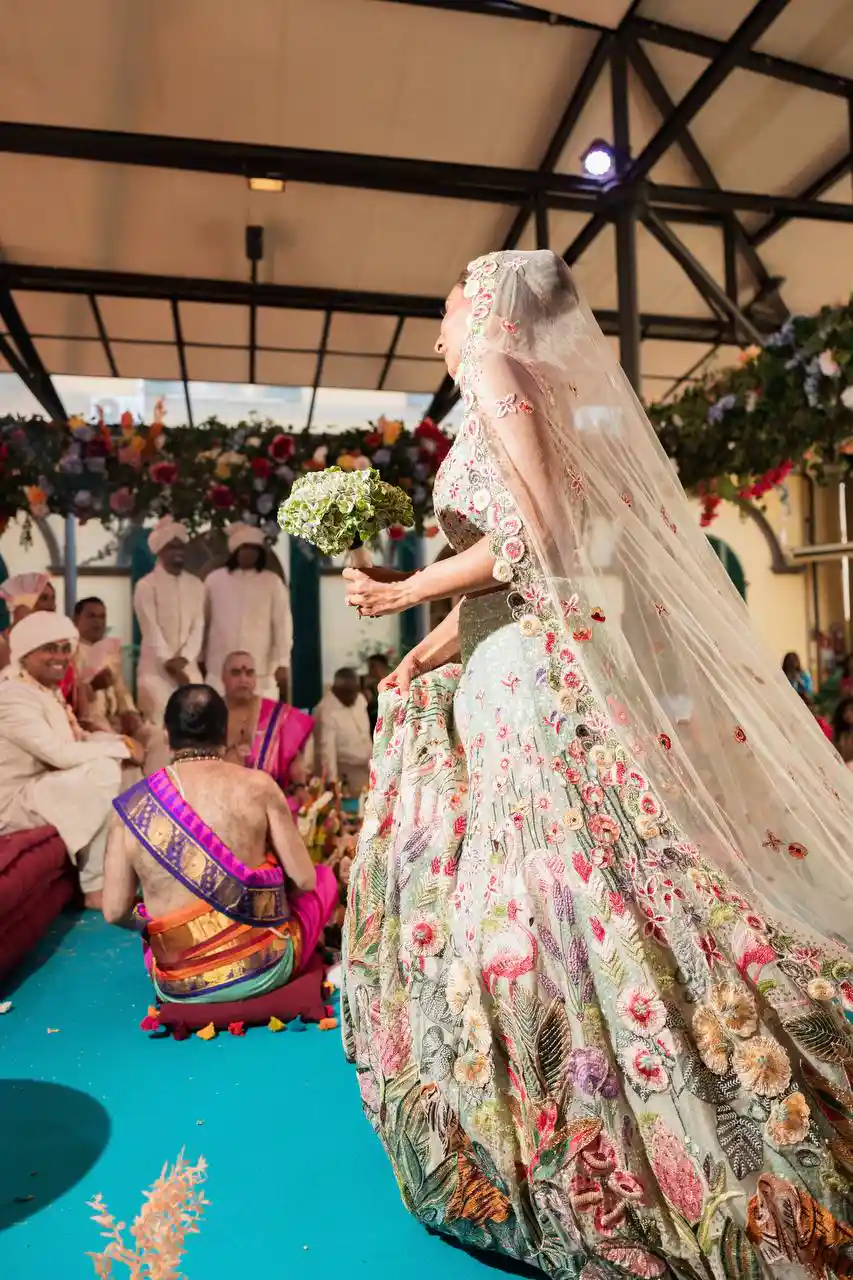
[
  {"x1": 133, "y1": 518, "x2": 205, "y2": 725},
  {"x1": 0, "y1": 612, "x2": 143, "y2": 909},
  {"x1": 204, "y1": 523, "x2": 292, "y2": 700}
]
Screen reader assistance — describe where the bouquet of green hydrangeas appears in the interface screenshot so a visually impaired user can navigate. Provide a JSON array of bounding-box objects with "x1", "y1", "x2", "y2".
[{"x1": 278, "y1": 466, "x2": 414, "y2": 555}]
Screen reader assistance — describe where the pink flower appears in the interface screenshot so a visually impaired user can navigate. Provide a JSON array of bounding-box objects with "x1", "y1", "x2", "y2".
[
  {"x1": 643, "y1": 1116, "x2": 704, "y2": 1222},
  {"x1": 379, "y1": 1011, "x2": 412, "y2": 1076},
  {"x1": 406, "y1": 914, "x2": 446, "y2": 957},
  {"x1": 587, "y1": 813, "x2": 621, "y2": 844},
  {"x1": 453, "y1": 814, "x2": 467, "y2": 838},
  {"x1": 624, "y1": 1042, "x2": 669, "y2": 1093},
  {"x1": 581, "y1": 784, "x2": 604, "y2": 807},
  {"x1": 618, "y1": 986, "x2": 667, "y2": 1036},
  {"x1": 109, "y1": 486, "x2": 134, "y2": 515},
  {"x1": 589, "y1": 917, "x2": 605, "y2": 944}
]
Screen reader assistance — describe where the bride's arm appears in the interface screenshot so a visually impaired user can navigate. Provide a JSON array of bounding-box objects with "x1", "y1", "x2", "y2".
[{"x1": 345, "y1": 538, "x2": 497, "y2": 614}]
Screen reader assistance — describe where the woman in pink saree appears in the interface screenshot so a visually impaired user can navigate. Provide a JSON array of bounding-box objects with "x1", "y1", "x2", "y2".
[{"x1": 221, "y1": 650, "x2": 313, "y2": 812}]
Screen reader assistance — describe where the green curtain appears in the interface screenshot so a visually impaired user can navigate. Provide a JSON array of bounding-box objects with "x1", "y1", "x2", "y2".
[
  {"x1": 290, "y1": 537, "x2": 322, "y2": 710},
  {"x1": 707, "y1": 535, "x2": 747, "y2": 600},
  {"x1": 397, "y1": 532, "x2": 425, "y2": 654}
]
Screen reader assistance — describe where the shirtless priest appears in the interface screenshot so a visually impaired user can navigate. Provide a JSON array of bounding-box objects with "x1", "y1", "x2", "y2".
[{"x1": 104, "y1": 685, "x2": 337, "y2": 1003}]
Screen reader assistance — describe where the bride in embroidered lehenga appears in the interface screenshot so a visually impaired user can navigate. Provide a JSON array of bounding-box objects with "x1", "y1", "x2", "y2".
[{"x1": 340, "y1": 250, "x2": 853, "y2": 1280}]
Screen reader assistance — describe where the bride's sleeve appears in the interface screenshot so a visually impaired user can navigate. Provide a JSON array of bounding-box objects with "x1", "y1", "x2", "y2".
[{"x1": 471, "y1": 352, "x2": 583, "y2": 582}]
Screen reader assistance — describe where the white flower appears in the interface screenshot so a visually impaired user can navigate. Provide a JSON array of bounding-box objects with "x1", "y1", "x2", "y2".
[
  {"x1": 519, "y1": 615, "x2": 541, "y2": 637},
  {"x1": 493, "y1": 559, "x2": 514, "y2": 583},
  {"x1": 819, "y1": 349, "x2": 841, "y2": 378},
  {"x1": 462, "y1": 1005, "x2": 491, "y2": 1052},
  {"x1": 454, "y1": 1049, "x2": 492, "y2": 1088},
  {"x1": 745, "y1": 390, "x2": 759, "y2": 414},
  {"x1": 446, "y1": 959, "x2": 475, "y2": 1015},
  {"x1": 807, "y1": 977, "x2": 836, "y2": 1001},
  {"x1": 842, "y1": 385, "x2": 853, "y2": 411}
]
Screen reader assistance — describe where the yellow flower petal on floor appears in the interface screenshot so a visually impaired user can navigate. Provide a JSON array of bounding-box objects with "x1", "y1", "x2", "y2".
[
  {"x1": 196, "y1": 1023, "x2": 216, "y2": 1041},
  {"x1": 268, "y1": 1016, "x2": 286, "y2": 1032}
]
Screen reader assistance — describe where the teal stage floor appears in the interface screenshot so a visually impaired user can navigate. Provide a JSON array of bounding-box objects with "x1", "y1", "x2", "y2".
[{"x1": 0, "y1": 913, "x2": 492, "y2": 1279}]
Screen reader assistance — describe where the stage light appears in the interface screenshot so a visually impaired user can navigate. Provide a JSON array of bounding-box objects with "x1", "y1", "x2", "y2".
[
  {"x1": 581, "y1": 141, "x2": 615, "y2": 179},
  {"x1": 248, "y1": 177, "x2": 285, "y2": 193}
]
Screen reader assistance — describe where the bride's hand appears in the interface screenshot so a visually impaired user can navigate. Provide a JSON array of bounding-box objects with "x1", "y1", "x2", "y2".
[
  {"x1": 380, "y1": 651, "x2": 428, "y2": 695},
  {"x1": 343, "y1": 567, "x2": 416, "y2": 618}
]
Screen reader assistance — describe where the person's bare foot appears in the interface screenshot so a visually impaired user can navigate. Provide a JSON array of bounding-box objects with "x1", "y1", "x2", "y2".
[{"x1": 84, "y1": 891, "x2": 103, "y2": 911}]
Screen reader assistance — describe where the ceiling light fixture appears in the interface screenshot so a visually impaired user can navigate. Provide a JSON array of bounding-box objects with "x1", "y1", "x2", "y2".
[
  {"x1": 581, "y1": 140, "x2": 615, "y2": 180},
  {"x1": 248, "y1": 176, "x2": 285, "y2": 193}
]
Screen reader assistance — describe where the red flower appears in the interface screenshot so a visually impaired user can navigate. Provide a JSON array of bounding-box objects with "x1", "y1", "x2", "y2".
[
  {"x1": 139, "y1": 1013, "x2": 160, "y2": 1031},
  {"x1": 590, "y1": 917, "x2": 605, "y2": 943},
  {"x1": 364, "y1": 432, "x2": 382, "y2": 448},
  {"x1": 268, "y1": 434, "x2": 295, "y2": 461},
  {"x1": 209, "y1": 483, "x2": 236, "y2": 509},
  {"x1": 250, "y1": 456, "x2": 272, "y2": 479},
  {"x1": 388, "y1": 524, "x2": 406, "y2": 541},
  {"x1": 698, "y1": 934, "x2": 723, "y2": 968},
  {"x1": 734, "y1": 725, "x2": 747, "y2": 744},
  {"x1": 228, "y1": 1021, "x2": 246, "y2": 1037},
  {"x1": 453, "y1": 815, "x2": 467, "y2": 838},
  {"x1": 658, "y1": 733, "x2": 672, "y2": 751},
  {"x1": 150, "y1": 461, "x2": 178, "y2": 485}
]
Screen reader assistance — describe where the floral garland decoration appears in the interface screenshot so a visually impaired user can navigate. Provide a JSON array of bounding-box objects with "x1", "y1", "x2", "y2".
[
  {"x1": 0, "y1": 403, "x2": 450, "y2": 543},
  {"x1": 649, "y1": 294, "x2": 853, "y2": 524}
]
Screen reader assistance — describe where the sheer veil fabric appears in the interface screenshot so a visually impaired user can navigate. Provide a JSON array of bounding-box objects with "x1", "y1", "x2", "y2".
[{"x1": 456, "y1": 249, "x2": 853, "y2": 951}]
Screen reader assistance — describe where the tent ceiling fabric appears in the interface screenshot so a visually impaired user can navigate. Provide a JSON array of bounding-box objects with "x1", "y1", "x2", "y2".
[{"x1": 0, "y1": 0, "x2": 851, "y2": 403}]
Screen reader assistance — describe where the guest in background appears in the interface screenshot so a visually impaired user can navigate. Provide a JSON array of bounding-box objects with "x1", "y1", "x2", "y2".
[
  {"x1": 0, "y1": 612, "x2": 141, "y2": 908},
  {"x1": 204, "y1": 524, "x2": 292, "y2": 701},
  {"x1": 0, "y1": 573, "x2": 83, "y2": 714},
  {"x1": 798, "y1": 690, "x2": 833, "y2": 741},
  {"x1": 134, "y1": 518, "x2": 205, "y2": 725},
  {"x1": 782, "y1": 650, "x2": 813, "y2": 697},
  {"x1": 221, "y1": 649, "x2": 313, "y2": 812},
  {"x1": 313, "y1": 667, "x2": 372, "y2": 798},
  {"x1": 832, "y1": 695, "x2": 853, "y2": 763},
  {"x1": 839, "y1": 654, "x2": 853, "y2": 698},
  {"x1": 362, "y1": 651, "x2": 390, "y2": 734},
  {"x1": 75, "y1": 596, "x2": 169, "y2": 773}
]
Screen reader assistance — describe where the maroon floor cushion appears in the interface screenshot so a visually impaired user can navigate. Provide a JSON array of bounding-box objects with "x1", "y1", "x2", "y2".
[
  {"x1": 156, "y1": 950, "x2": 328, "y2": 1030},
  {"x1": 0, "y1": 826, "x2": 75, "y2": 981}
]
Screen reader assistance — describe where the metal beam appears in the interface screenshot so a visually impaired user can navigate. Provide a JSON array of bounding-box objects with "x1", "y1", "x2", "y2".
[
  {"x1": 306, "y1": 311, "x2": 332, "y2": 431},
  {"x1": 642, "y1": 209, "x2": 765, "y2": 345},
  {"x1": 170, "y1": 300, "x2": 194, "y2": 428},
  {"x1": 89, "y1": 295, "x2": 119, "y2": 376},
  {"x1": 375, "y1": 0, "x2": 606, "y2": 34},
  {"x1": 377, "y1": 316, "x2": 405, "y2": 390},
  {"x1": 748, "y1": 150, "x2": 853, "y2": 247},
  {"x1": 500, "y1": 32, "x2": 612, "y2": 251},
  {"x1": 4, "y1": 262, "x2": 447, "y2": 320},
  {"x1": 628, "y1": 37, "x2": 779, "y2": 300},
  {"x1": 0, "y1": 286, "x2": 65, "y2": 419},
  {"x1": 612, "y1": 42, "x2": 640, "y2": 391},
  {"x1": 651, "y1": 183, "x2": 853, "y2": 222},
  {"x1": 630, "y1": 15, "x2": 852, "y2": 99},
  {"x1": 627, "y1": 0, "x2": 791, "y2": 185},
  {"x1": 376, "y1": 1, "x2": 853, "y2": 98},
  {"x1": 0, "y1": 121, "x2": 599, "y2": 209}
]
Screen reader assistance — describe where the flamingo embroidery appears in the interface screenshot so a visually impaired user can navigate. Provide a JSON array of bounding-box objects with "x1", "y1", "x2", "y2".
[{"x1": 482, "y1": 900, "x2": 538, "y2": 1002}]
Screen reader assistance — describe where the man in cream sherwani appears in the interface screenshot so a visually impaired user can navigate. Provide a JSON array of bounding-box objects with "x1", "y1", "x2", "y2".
[
  {"x1": 0, "y1": 612, "x2": 142, "y2": 908},
  {"x1": 204, "y1": 523, "x2": 292, "y2": 701},
  {"x1": 134, "y1": 517, "x2": 205, "y2": 725}
]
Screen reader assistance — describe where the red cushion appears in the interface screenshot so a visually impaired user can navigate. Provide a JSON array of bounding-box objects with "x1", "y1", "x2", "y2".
[
  {"x1": 156, "y1": 950, "x2": 327, "y2": 1030},
  {"x1": 0, "y1": 874, "x2": 75, "y2": 982},
  {"x1": 0, "y1": 827, "x2": 71, "y2": 916}
]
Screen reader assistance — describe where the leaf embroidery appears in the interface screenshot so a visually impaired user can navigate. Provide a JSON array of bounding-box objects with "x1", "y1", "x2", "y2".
[{"x1": 715, "y1": 1103, "x2": 763, "y2": 1179}]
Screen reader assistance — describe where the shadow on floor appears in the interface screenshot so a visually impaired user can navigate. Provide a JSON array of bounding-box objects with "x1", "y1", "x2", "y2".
[{"x1": 0, "y1": 1080, "x2": 110, "y2": 1230}]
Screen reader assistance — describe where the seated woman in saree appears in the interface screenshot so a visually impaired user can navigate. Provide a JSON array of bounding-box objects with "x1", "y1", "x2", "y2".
[
  {"x1": 340, "y1": 251, "x2": 853, "y2": 1280},
  {"x1": 220, "y1": 649, "x2": 313, "y2": 813},
  {"x1": 103, "y1": 684, "x2": 336, "y2": 1003}
]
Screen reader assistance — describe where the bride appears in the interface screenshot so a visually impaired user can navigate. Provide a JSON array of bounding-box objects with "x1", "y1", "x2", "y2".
[{"x1": 340, "y1": 250, "x2": 853, "y2": 1279}]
